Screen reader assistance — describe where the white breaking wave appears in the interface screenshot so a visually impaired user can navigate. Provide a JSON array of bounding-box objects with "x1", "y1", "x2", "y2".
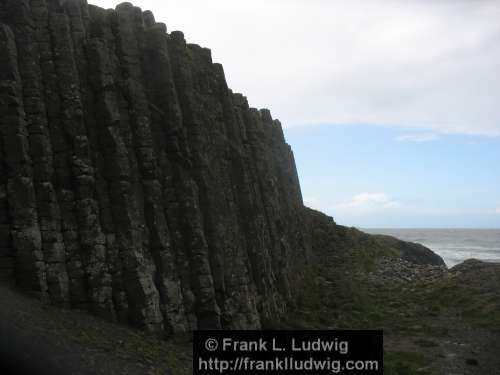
[{"x1": 364, "y1": 228, "x2": 500, "y2": 268}]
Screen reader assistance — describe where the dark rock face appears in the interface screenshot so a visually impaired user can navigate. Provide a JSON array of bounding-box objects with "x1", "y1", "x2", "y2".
[
  {"x1": 0, "y1": 0, "x2": 309, "y2": 333},
  {"x1": 398, "y1": 241, "x2": 445, "y2": 266},
  {"x1": 0, "y1": 0, "x2": 444, "y2": 336}
]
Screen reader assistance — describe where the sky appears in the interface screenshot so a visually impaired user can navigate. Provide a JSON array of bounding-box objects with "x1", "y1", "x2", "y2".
[{"x1": 90, "y1": 0, "x2": 500, "y2": 228}]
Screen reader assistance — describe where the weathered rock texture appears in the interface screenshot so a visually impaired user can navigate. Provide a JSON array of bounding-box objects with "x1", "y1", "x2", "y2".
[
  {"x1": 0, "y1": 0, "x2": 446, "y2": 337},
  {"x1": 0, "y1": 0, "x2": 310, "y2": 333}
]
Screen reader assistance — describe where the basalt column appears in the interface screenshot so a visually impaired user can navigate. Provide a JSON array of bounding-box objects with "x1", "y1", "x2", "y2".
[{"x1": 0, "y1": 0, "x2": 311, "y2": 334}]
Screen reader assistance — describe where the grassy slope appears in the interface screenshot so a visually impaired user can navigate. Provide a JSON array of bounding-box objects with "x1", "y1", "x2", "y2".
[
  {"x1": 282, "y1": 212, "x2": 500, "y2": 375},
  {"x1": 1, "y1": 210, "x2": 498, "y2": 374}
]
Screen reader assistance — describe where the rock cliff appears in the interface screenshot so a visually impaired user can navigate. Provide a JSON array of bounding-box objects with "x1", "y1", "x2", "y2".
[
  {"x1": 0, "y1": 0, "x2": 309, "y2": 334},
  {"x1": 0, "y1": 0, "x2": 444, "y2": 337}
]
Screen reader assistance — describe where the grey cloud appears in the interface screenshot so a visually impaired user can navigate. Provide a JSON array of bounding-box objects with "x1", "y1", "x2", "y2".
[{"x1": 92, "y1": 0, "x2": 500, "y2": 135}]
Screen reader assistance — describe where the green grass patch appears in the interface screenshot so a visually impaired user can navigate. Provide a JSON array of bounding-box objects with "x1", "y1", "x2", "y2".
[{"x1": 414, "y1": 338, "x2": 439, "y2": 348}]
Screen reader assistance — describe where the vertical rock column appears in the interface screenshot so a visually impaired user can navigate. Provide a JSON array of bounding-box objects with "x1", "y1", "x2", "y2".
[
  {"x1": 0, "y1": 136, "x2": 12, "y2": 282},
  {"x1": 0, "y1": 23, "x2": 48, "y2": 297},
  {"x1": 85, "y1": 5, "x2": 130, "y2": 323},
  {"x1": 141, "y1": 17, "x2": 192, "y2": 333},
  {"x1": 62, "y1": 0, "x2": 116, "y2": 319},
  {"x1": 209, "y1": 64, "x2": 263, "y2": 329},
  {"x1": 0, "y1": 10, "x2": 13, "y2": 283},
  {"x1": 183, "y1": 50, "x2": 262, "y2": 330},
  {"x1": 47, "y1": 0, "x2": 115, "y2": 315},
  {"x1": 166, "y1": 30, "x2": 222, "y2": 329},
  {"x1": 87, "y1": 4, "x2": 164, "y2": 331},
  {"x1": 10, "y1": 0, "x2": 70, "y2": 305},
  {"x1": 0, "y1": 0, "x2": 310, "y2": 334},
  {"x1": 113, "y1": 3, "x2": 167, "y2": 332},
  {"x1": 242, "y1": 105, "x2": 288, "y2": 321}
]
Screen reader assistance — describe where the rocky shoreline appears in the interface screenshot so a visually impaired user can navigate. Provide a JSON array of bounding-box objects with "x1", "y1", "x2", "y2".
[
  {"x1": 287, "y1": 219, "x2": 500, "y2": 375},
  {"x1": 0, "y1": 1, "x2": 498, "y2": 374},
  {"x1": 1, "y1": 224, "x2": 498, "y2": 374}
]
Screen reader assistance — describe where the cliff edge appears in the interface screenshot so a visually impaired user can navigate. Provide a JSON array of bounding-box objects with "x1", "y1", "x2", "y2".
[{"x1": 0, "y1": 0, "x2": 445, "y2": 338}]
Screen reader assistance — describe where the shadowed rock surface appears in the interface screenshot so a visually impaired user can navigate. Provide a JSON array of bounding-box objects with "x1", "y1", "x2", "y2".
[
  {"x1": 0, "y1": 0, "x2": 445, "y2": 339},
  {"x1": 0, "y1": 0, "x2": 311, "y2": 334},
  {"x1": 5, "y1": 2, "x2": 498, "y2": 375}
]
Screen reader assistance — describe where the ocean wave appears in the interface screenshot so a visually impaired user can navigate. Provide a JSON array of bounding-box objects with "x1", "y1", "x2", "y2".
[
  {"x1": 422, "y1": 244, "x2": 500, "y2": 252},
  {"x1": 365, "y1": 229, "x2": 500, "y2": 267}
]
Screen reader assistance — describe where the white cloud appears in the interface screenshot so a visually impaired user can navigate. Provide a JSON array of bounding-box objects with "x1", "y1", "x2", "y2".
[
  {"x1": 396, "y1": 133, "x2": 439, "y2": 143},
  {"x1": 304, "y1": 196, "x2": 323, "y2": 211},
  {"x1": 495, "y1": 208, "x2": 500, "y2": 214},
  {"x1": 336, "y1": 193, "x2": 399, "y2": 211},
  {"x1": 90, "y1": 0, "x2": 500, "y2": 136}
]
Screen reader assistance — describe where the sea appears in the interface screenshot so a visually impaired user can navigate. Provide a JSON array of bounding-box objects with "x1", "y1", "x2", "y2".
[{"x1": 363, "y1": 228, "x2": 500, "y2": 268}]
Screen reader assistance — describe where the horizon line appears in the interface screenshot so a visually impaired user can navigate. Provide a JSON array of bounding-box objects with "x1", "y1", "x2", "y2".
[{"x1": 362, "y1": 227, "x2": 500, "y2": 230}]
